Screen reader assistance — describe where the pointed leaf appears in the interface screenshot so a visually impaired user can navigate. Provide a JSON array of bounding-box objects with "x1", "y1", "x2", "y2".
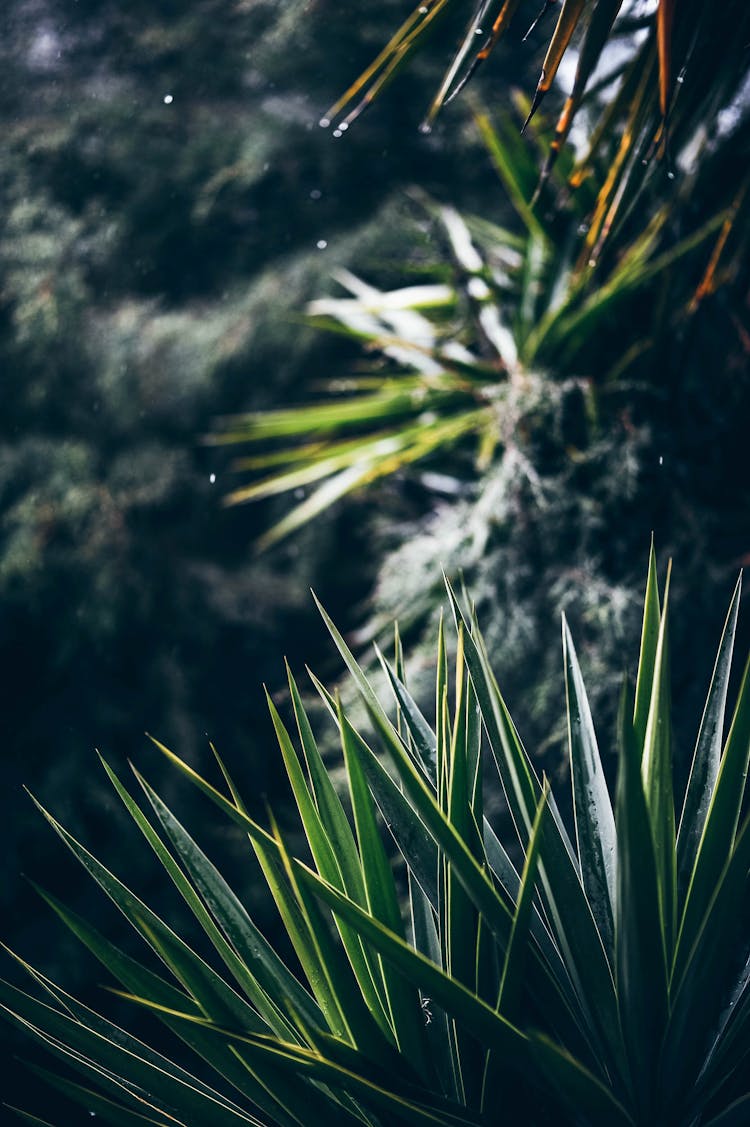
[
  {"x1": 640, "y1": 562, "x2": 676, "y2": 953},
  {"x1": 497, "y1": 780, "x2": 549, "y2": 1022},
  {"x1": 0, "y1": 975, "x2": 260, "y2": 1126},
  {"x1": 633, "y1": 540, "x2": 661, "y2": 754},
  {"x1": 614, "y1": 679, "x2": 668, "y2": 1121},
  {"x1": 662, "y1": 815, "x2": 750, "y2": 1113},
  {"x1": 132, "y1": 769, "x2": 325, "y2": 1035},
  {"x1": 675, "y1": 653, "x2": 750, "y2": 982}
]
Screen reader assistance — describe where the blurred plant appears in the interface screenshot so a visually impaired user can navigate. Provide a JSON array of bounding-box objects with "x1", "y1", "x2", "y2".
[
  {"x1": 322, "y1": 0, "x2": 750, "y2": 208},
  {"x1": 2, "y1": 549, "x2": 749, "y2": 1125},
  {"x1": 211, "y1": 100, "x2": 742, "y2": 551}
]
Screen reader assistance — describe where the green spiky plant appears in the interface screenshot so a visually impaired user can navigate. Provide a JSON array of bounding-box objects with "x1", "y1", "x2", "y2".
[
  {"x1": 211, "y1": 98, "x2": 744, "y2": 550},
  {"x1": 323, "y1": 0, "x2": 750, "y2": 218},
  {"x1": 215, "y1": 0, "x2": 750, "y2": 551},
  {"x1": 2, "y1": 546, "x2": 749, "y2": 1125}
]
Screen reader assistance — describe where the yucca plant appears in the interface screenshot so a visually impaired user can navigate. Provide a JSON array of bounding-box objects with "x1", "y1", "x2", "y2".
[
  {"x1": 322, "y1": 0, "x2": 750, "y2": 205},
  {"x1": 2, "y1": 546, "x2": 749, "y2": 1125},
  {"x1": 210, "y1": 100, "x2": 741, "y2": 550}
]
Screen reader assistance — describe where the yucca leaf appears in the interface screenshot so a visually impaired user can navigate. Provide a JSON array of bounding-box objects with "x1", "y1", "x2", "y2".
[
  {"x1": 320, "y1": 1, "x2": 429, "y2": 127},
  {"x1": 577, "y1": 45, "x2": 657, "y2": 267},
  {"x1": 0, "y1": 976, "x2": 260, "y2": 1126},
  {"x1": 30, "y1": 883, "x2": 202, "y2": 1018},
  {"x1": 436, "y1": 612, "x2": 450, "y2": 811},
  {"x1": 497, "y1": 781, "x2": 550, "y2": 1023},
  {"x1": 25, "y1": 793, "x2": 274, "y2": 1038},
  {"x1": 323, "y1": 0, "x2": 454, "y2": 131},
  {"x1": 515, "y1": 231, "x2": 548, "y2": 350},
  {"x1": 539, "y1": 0, "x2": 625, "y2": 185},
  {"x1": 298, "y1": 863, "x2": 635, "y2": 1124},
  {"x1": 633, "y1": 540, "x2": 661, "y2": 754},
  {"x1": 474, "y1": 110, "x2": 546, "y2": 240},
  {"x1": 3, "y1": 949, "x2": 279, "y2": 1120},
  {"x1": 318, "y1": 597, "x2": 613, "y2": 1069},
  {"x1": 217, "y1": 389, "x2": 428, "y2": 442},
  {"x1": 614, "y1": 678, "x2": 668, "y2": 1122},
  {"x1": 6, "y1": 1111, "x2": 58, "y2": 1127},
  {"x1": 131, "y1": 768, "x2": 325, "y2": 1035},
  {"x1": 408, "y1": 871, "x2": 460, "y2": 1101},
  {"x1": 338, "y1": 690, "x2": 514, "y2": 956},
  {"x1": 539, "y1": 209, "x2": 725, "y2": 361},
  {"x1": 526, "y1": 1033, "x2": 635, "y2": 1127},
  {"x1": 100, "y1": 757, "x2": 299, "y2": 1041},
  {"x1": 410, "y1": 870, "x2": 462, "y2": 1099},
  {"x1": 464, "y1": 658, "x2": 483, "y2": 834},
  {"x1": 640, "y1": 561, "x2": 677, "y2": 952},
  {"x1": 481, "y1": 817, "x2": 573, "y2": 1003},
  {"x1": 293, "y1": 860, "x2": 528, "y2": 1066},
  {"x1": 656, "y1": 0, "x2": 675, "y2": 124},
  {"x1": 567, "y1": 40, "x2": 643, "y2": 187},
  {"x1": 525, "y1": 0, "x2": 588, "y2": 128},
  {"x1": 309, "y1": 634, "x2": 590, "y2": 1060},
  {"x1": 699, "y1": 953, "x2": 750, "y2": 1099},
  {"x1": 265, "y1": 693, "x2": 395, "y2": 1041},
  {"x1": 338, "y1": 700, "x2": 434, "y2": 1082},
  {"x1": 378, "y1": 652, "x2": 438, "y2": 785},
  {"x1": 661, "y1": 814, "x2": 750, "y2": 1116},
  {"x1": 25, "y1": 889, "x2": 295, "y2": 1122},
  {"x1": 702, "y1": 1094, "x2": 750, "y2": 1127},
  {"x1": 305, "y1": 678, "x2": 440, "y2": 909},
  {"x1": 285, "y1": 665, "x2": 367, "y2": 905},
  {"x1": 20, "y1": 1061, "x2": 178, "y2": 1126},
  {"x1": 312, "y1": 599, "x2": 518, "y2": 941},
  {"x1": 145, "y1": 737, "x2": 355, "y2": 1042},
  {"x1": 225, "y1": 432, "x2": 416, "y2": 504},
  {"x1": 298, "y1": 1025, "x2": 473, "y2": 1125},
  {"x1": 109, "y1": 990, "x2": 372, "y2": 1127},
  {"x1": 8, "y1": 555, "x2": 750, "y2": 1125},
  {"x1": 268, "y1": 806, "x2": 407, "y2": 1065},
  {"x1": 442, "y1": 580, "x2": 540, "y2": 844},
  {"x1": 199, "y1": 1024, "x2": 483, "y2": 1127},
  {"x1": 435, "y1": 203, "x2": 520, "y2": 373},
  {"x1": 677, "y1": 574, "x2": 742, "y2": 901},
  {"x1": 420, "y1": 0, "x2": 498, "y2": 133},
  {"x1": 692, "y1": 179, "x2": 749, "y2": 309},
  {"x1": 444, "y1": 580, "x2": 625, "y2": 1082},
  {"x1": 562, "y1": 614, "x2": 616, "y2": 957},
  {"x1": 444, "y1": 633, "x2": 484, "y2": 1106},
  {"x1": 249, "y1": 411, "x2": 483, "y2": 552}
]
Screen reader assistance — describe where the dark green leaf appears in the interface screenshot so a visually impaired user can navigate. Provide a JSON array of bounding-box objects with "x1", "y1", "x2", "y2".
[
  {"x1": 677, "y1": 575, "x2": 742, "y2": 901},
  {"x1": 562, "y1": 616, "x2": 616, "y2": 957},
  {"x1": 614, "y1": 679, "x2": 667, "y2": 1122}
]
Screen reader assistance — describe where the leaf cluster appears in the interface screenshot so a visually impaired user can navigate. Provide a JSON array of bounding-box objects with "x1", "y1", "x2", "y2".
[
  {"x1": 3, "y1": 549, "x2": 749, "y2": 1125},
  {"x1": 214, "y1": 98, "x2": 746, "y2": 550}
]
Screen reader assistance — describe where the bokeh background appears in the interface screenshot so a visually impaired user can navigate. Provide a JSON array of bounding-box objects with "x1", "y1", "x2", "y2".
[{"x1": 1, "y1": 1, "x2": 748, "y2": 1121}]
